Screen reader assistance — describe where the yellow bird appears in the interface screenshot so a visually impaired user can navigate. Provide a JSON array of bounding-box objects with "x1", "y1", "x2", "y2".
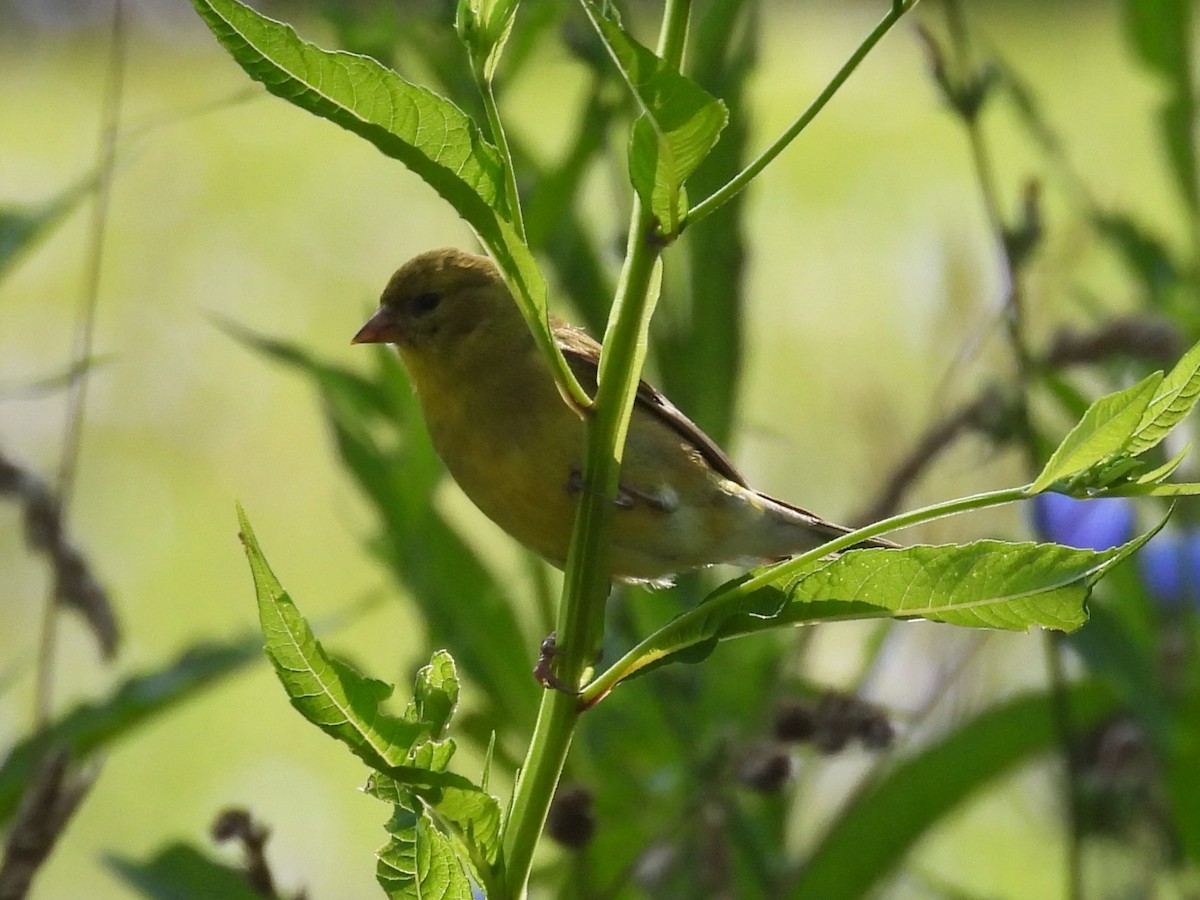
[{"x1": 353, "y1": 248, "x2": 885, "y2": 586}]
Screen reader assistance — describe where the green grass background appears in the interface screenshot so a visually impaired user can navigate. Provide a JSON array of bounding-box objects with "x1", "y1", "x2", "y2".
[{"x1": 0, "y1": 2, "x2": 1182, "y2": 897}]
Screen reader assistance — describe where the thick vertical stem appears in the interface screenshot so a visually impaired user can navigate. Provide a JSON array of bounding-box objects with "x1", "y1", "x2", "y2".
[
  {"x1": 500, "y1": 205, "x2": 662, "y2": 897},
  {"x1": 499, "y1": 3, "x2": 693, "y2": 890}
]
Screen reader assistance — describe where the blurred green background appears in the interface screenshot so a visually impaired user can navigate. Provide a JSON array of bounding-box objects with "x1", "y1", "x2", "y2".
[{"x1": 0, "y1": 0, "x2": 1185, "y2": 897}]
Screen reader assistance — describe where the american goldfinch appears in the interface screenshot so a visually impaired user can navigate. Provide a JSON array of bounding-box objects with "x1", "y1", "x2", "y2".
[{"x1": 353, "y1": 248, "x2": 885, "y2": 585}]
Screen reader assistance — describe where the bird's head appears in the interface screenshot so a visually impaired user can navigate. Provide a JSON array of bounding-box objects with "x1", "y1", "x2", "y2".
[{"x1": 352, "y1": 248, "x2": 516, "y2": 356}]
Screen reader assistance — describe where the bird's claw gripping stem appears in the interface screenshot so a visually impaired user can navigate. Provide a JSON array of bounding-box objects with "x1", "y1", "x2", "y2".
[{"x1": 533, "y1": 632, "x2": 579, "y2": 695}]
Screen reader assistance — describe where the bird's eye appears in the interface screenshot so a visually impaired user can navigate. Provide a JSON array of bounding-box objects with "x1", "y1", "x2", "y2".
[{"x1": 411, "y1": 292, "x2": 441, "y2": 316}]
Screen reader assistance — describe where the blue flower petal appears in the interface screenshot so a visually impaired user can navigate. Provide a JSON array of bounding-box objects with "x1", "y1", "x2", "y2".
[
  {"x1": 1184, "y1": 532, "x2": 1200, "y2": 609},
  {"x1": 1139, "y1": 529, "x2": 1186, "y2": 608},
  {"x1": 1031, "y1": 493, "x2": 1135, "y2": 551}
]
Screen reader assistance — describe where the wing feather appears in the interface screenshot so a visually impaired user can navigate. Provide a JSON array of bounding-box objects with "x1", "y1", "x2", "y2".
[{"x1": 552, "y1": 321, "x2": 749, "y2": 487}]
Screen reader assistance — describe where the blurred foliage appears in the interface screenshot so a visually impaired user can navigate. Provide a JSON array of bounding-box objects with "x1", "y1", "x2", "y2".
[{"x1": 4, "y1": 0, "x2": 1200, "y2": 897}]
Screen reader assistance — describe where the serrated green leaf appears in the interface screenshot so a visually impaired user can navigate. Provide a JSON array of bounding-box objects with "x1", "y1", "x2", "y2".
[
  {"x1": 370, "y1": 771, "x2": 503, "y2": 870},
  {"x1": 0, "y1": 640, "x2": 260, "y2": 824},
  {"x1": 189, "y1": 0, "x2": 506, "y2": 219},
  {"x1": 762, "y1": 540, "x2": 1132, "y2": 630},
  {"x1": 595, "y1": 533, "x2": 1156, "y2": 695},
  {"x1": 428, "y1": 782, "x2": 503, "y2": 865},
  {"x1": 361, "y1": 649, "x2": 503, "y2": 881},
  {"x1": 376, "y1": 808, "x2": 473, "y2": 900},
  {"x1": 189, "y1": 0, "x2": 583, "y2": 408},
  {"x1": 228, "y1": 331, "x2": 539, "y2": 745},
  {"x1": 579, "y1": 0, "x2": 727, "y2": 234},
  {"x1": 1031, "y1": 371, "x2": 1163, "y2": 491},
  {"x1": 1127, "y1": 339, "x2": 1200, "y2": 454},
  {"x1": 238, "y1": 506, "x2": 424, "y2": 770},
  {"x1": 239, "y1": 524, "x2": 497, "y2": 881},
  {"x1": 409, "y1": 738, "x2": 458, "y2": 774}
]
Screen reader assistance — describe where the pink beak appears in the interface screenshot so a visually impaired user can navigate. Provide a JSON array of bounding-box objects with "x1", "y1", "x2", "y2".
[{"x1": 352, "y1": 307, "x2": 400, "y2": 345}]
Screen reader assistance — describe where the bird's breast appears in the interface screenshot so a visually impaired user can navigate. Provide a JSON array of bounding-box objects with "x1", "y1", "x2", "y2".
[{"x1": 418, "y1": 365, "x2": 583, "y2": 566}]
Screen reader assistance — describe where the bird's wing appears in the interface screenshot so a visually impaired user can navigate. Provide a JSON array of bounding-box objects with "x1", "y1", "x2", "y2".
[
  {"x1": 552, "y1": 320, "x2": 898, "y2": 549},
  {"x1": 552, "y1": 320, "x2": 749, "y2": 487}
]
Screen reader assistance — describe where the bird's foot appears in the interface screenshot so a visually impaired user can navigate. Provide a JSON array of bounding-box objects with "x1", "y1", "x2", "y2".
[
  {"x1": 533, "y1": 632, "x2": 579, "y2": 695},
  {"x1": 566, "y1": 467, "x2": 678, "y2": 513}
]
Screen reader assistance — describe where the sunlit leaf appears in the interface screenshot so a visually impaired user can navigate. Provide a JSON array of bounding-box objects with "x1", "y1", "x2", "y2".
[
  {"x1": 238, "y1": 506, "x2": 424, "y2": 770},
  {"x1": 1028, "y1": 337, "x2": 1200, "y2": 493},
  {"x1": 368, "y1": 770, "x2": 503, "y2": 871},
  {"x1": 376, "y1": 808, "x2": 473, "y2": 900},
  {"x1": 760, "y1": 539, "x2": 1141, "y2": 629},
  {"x1": 189, "y1": 0, "x2": 583, "y2": 407},
  {"x1": 594, "y1": 532, "x2": 1156, "y2": 696},
  {"x1": 405, "y1": 651, "x2": 459, "y2": 739},
  {"x1": 1030, "y1": 371, "x2": 1162, "y2": 491},
  {"x1": 190, "y1": 0, "x2": 504, "y2": 218},
  {"x1": 225, "y1": 330, "x2": 538, "y2": 740},
  {"x1": 1136, "y1": 444, "x2": 1191, "y2": 484},
  {"x1": 1106, "y1": 480, "x2": 1200, "y2": 497},
  {"x1": 578, "y1": 0, "x2": 727, "y2": 234},
  {"x1": 1127, "y1": 339, "x2": 1200, "y2": 455},
  {"x1": 240, "y1": 514, "x2": 500, "y2": 884}
]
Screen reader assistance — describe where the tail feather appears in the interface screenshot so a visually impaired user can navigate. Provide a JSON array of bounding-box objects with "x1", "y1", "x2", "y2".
[{"x1": 754, "y1": 489, "x2": 899, "y2": 557}]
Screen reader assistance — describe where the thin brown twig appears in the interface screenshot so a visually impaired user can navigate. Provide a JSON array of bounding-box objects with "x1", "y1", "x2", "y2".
[
  {"x1": 1042, "y1": 315, "x2": 1184, "y2": 370},
  {"x1": 211, "y1": 808, "x2": 298, "y2": 899},
  {"x1": 1, "y1": 451, "x2": 117, "y2": 660},
  {"x1": 857, "y1": 312, "x2": 1186, "y2": 525},
  {"x1": 35, "y1": 0, "x2": 128, "y2": 730},
  {"x1": 932, "y1": 4, "x2": 1081, "y2": 895},
  {"x1": 853, "y1": 387, "x2": 1010, "y2": 526},
  {"x1": 0, "y1": 747, "x2": 97, "y2": 899}
]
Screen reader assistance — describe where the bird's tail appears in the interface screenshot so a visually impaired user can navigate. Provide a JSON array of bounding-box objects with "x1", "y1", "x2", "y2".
[{"x1": 753, "y1": 489, "x2": 898, "y2": 559}]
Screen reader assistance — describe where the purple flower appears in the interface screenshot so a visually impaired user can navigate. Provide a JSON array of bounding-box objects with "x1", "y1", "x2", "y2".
[
  {"x1": 1138, "y1": 528, "x2": 1200, "y2": 609},
  {"x1": 1032, "y1": 493, "x2": 1136, "y2": 551}
]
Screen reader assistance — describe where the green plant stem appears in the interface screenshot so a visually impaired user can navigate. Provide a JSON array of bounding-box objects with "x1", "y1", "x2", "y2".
[
  {"x1": 655, "y1": 0, "x2": 691, "y2": 68},
  {"x1": 686, "y1": 0, "x2": 914, "y2": 228},
  {"x1": 1044, "y1": 631, "x2": 1084, "y2": 900},
  {"x1": 526, "y1": 554, "x2": 557, "y2": 640},
  {"x1": 501, "y1": 2, "x2": 697, "y2": 889},
  {"x1": 941, "y1": 7, "x2": 1084, "y2": 892},
  {"x1": 744, "y1": 485, "x2": 1028, "y2": 592},
  {"x1": 500, "y1": 207, "x2": 662, "y2": 896},
  {"x1": 580, "y1": 484, "x2": 1031, "y2": 706},
  {"x1": 480, "y1": 77, "x2": 527, "y2": 242}
]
